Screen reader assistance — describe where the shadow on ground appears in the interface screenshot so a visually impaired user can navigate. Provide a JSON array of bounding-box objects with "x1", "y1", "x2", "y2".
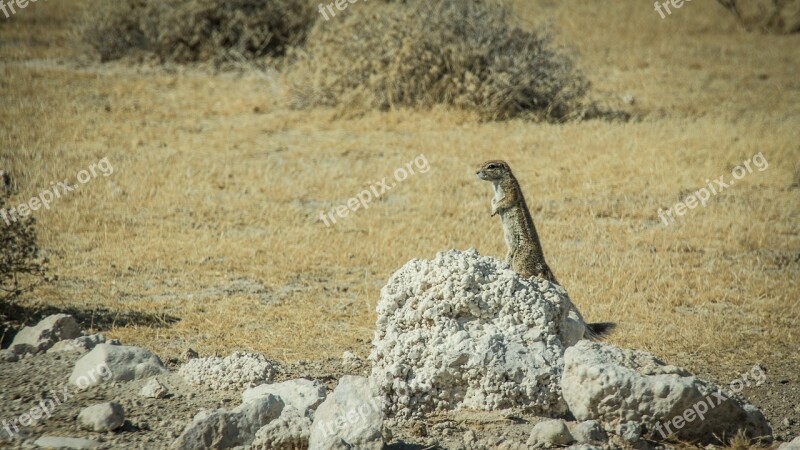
[{"x1": 0, "y1": 300, "x2": 179, "y2": 348}]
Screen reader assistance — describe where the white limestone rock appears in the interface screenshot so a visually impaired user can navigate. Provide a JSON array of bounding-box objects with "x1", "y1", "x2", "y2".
[
  {"x1": 33, "y1": 436, "x2": 100, "y2": 449},
  {"x1": 9, "y1": 314, "x2": 81, "y2": 355},
  {"x1": 569, "y1": 420, "x2": 607, "y2": 444},
  {"x1": 179, "y1": 352, "x2": 279, "y2": 390},
  {"x1": 561, "y1": 341, "x2": 771, "y2": 443},
  {"x1": 48, "y1": 334, "x2": 108, "y2": 354},
  {"x1": 369, "y1": 249, "x2": 578, "y2": 417},
  {"x1": 78, "y1": 402, "x2": 125, "y2": 432},
  {"x1": 616, "y1": 421, "x2": 642, "y2": 442},
  {"x1": 778, "y1": 435, "x2": 800, "y2": 449},
  {"x1": 0, "y1": 349, "x2": 18, "y2": 362},
  {"x1": 242, "y1": 378, "x2": 326, "y2": 418},
  {"x1": 308, "y1": 376, "x2": 382, "y2": 450},
  {"x1": 342, "y1": 351, "x2": 364, "y2": 370},
  {"x1": 171, "y1": 394, "x2": 285, "y2": 449},
  {"x1": 69, "y1": 344, "x2": 166, "y2": 388},
  {"x1": 527, "y1": 419, "x2": 574, "y2": 448},
  {"x1": 139, "y1": 377, "x2": 169, "y2": 399},
  {"x1": 251, "y1": 406, "x2": 311, "y2": 450}
]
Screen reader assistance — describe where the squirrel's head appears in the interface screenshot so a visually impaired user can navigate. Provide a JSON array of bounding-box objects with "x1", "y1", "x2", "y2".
[{"x1": 476, "y1": 160, "x2": 512, "y2": 181}]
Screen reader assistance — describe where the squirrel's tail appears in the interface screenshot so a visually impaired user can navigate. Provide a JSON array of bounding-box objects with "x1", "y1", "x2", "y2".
[{"x1": 585, "y1": 322, "x2": 616, "y2": 341}]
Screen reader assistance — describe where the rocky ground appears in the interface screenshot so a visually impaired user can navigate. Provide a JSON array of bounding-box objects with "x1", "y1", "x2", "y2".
[
  {"x1": 1, "y1": 250, "x2": 798, "y2": 449},
  {"x1": 0, "y1": 349, "x2": 646, "y2": 449},
  {"x1": 3, "y1": 342, "x2": 796, "y2": 450}
]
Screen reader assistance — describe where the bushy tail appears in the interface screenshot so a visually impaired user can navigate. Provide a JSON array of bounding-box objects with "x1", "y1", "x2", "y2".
[{"x1": 585, "y1": 322, "x2": 616, "y2": 341}]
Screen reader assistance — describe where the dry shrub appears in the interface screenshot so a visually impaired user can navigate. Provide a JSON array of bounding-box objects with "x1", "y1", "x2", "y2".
[
  {"x1": 717, "y1": 0, "x2": 800, "y2": 33},
  {"x1": 286, "y1": 0, "x2": 594, "y2": 121},
  {"x1": 80, "y1": 0, "x2": 148, "y2": 62},
  {"x1": 0, "y1": 183, "x2": 47, "y2": 302},
  {"x1": 80, "y1": 0, "x2": 316, "y2": 63}
]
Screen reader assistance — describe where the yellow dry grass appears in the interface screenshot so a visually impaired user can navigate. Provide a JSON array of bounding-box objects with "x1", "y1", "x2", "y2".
[{"x1": 0, "y1": 0, "x2": 798, "y2": 377}]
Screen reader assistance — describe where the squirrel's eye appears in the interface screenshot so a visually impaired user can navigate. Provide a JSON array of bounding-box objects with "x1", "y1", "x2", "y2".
[{"x1": 487, "y1": 164, "x2": 496, "y2": 169}]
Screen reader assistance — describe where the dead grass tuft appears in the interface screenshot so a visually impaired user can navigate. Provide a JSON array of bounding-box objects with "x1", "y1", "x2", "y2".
[
  {"x1": 80, "y1": 0, "x2": 316, "y2": 63},
  {"x1": 285, "y1": 0, "x2": 597, "y2": 121},
  {"x1": 719, "y1": 429, "x2": 773, "y2": 449}
]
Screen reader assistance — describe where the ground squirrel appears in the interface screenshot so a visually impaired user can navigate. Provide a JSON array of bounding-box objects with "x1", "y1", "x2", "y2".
[{"x1": 476, "y1": 160, "x2": 615, "y2": 340}]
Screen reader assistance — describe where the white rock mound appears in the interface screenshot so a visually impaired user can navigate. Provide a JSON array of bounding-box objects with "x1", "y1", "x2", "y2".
[
  {"x1": 561, "y1": 341, "x2": 771, "y2": 443},
  {"x1": 179, "y1": 352, "x2": 280, "y2": 390},
  {"x1": 370, "y1": 249, "x2": 578, "y2": 417}
]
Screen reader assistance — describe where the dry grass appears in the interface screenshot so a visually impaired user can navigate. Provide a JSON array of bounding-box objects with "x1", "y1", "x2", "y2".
[
  {"x1": 721, "y1": 430, "x2": 774, "y2": 449},
  {"x1": 0, "y1": 0, "x2": 798, "y2": 389}
]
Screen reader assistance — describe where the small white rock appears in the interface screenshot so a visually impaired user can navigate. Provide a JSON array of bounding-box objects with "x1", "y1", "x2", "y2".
[
  {"x1": 463, "y1": 429, "x2": 477, "y2": 445},
  {"x1": 616, "y1": 421, "x2": 642, "y2": 442},
  {"x1": 570, "y1": 420, "x2": 607, "y2": 444},
  {"x1": 78, "y1": 402, "x2": 125, "y2": 432},
  {"x1": 527, "y1": 419, "x2": 574, "y2": 448},
  {"x1": 34, "y1": 436, "x2": 100, "y2": 449},
  {"x1": 243, "y1": 378, "x2": 326, "y2": 418},
  {"x1": 622, "y1": 93, "x2": 635, "y2": 105},
  {"x1": 0, "y1": 349, "x2": 18, "y2": 363},
  {"x1": 48, "y1": 334, "x2": 106, "y2": 354},
  {"x1": 69, "y1": 344, "x2": 166, "y2": 388},
  {"x1": 139, "y1": 378, "x2": 169, "y2": 399},
  {"x1": 342, "y1": 351, "x2": 363, "y2": 368}
]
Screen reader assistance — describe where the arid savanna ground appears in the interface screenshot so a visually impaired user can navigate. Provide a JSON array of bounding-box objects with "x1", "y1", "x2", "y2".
[{"x1": 0, "y1": 0, "x2": 798, "y2": 446}]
